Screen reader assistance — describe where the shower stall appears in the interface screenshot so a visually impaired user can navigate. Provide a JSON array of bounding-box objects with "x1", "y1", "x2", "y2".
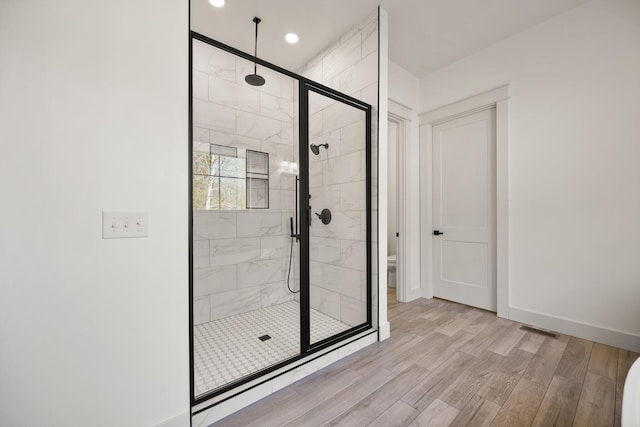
[{"x1": 190, "y1": 31, "x2": 375, "y2": 403}]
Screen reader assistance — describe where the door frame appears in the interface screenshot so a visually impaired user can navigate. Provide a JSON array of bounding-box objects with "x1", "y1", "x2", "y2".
[
  {"x1": 419, "y1": 85, "x2": 510, "y2": 318},
  {"x1": 300, "y1": 81, "x2": 373, "y2": 352},
  {"x1": 387, "y1": 100, "x2": 410, "y2": 302}
]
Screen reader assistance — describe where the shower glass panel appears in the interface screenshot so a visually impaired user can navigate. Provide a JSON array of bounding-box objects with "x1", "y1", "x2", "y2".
[
  {"x1": 307, "y1": 89, "x2": 369, "y2": 345},
  {"x1": 190, "y1": 32, "x2": 373, "y2": 404},
  {"x1": 191, "y1": 38, "x2": 300, "y2": 398}
]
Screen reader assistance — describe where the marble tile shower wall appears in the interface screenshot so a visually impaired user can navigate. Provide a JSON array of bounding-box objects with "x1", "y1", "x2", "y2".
[
  {"x1": 192, "y1": 40, "x2": 299, "y2": 325},
  {"x1": 299, "y1": 12, "x2": 379, "y2": 327}
]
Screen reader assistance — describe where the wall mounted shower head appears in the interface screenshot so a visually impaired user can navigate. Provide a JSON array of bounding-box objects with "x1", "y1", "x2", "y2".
[{"x1": 310, "y1": 143, "x2": 329, "y2": 156}]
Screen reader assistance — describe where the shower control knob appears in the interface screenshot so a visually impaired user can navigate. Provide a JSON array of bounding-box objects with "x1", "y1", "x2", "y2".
[{"x1": 315, "y1": 209, "x2": 332, "y2": 225}]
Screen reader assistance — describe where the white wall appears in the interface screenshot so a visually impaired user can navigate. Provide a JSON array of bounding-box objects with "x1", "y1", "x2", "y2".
[
  {"x1": 419, "y1": 0, "x2": 640, "y2": 350},
  {"x1": 390, "y1": 62, "x2": 420, "y2": 110},
  {"x1": 389, "y1": 61, "x2": 422, "y2": 301},
  {"x1": 0, "y1": 1, "x2": 190, "y2": 426}
]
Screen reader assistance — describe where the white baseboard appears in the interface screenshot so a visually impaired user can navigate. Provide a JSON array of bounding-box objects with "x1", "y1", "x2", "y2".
[
  {"x1": 379, "y1": 321, "x2": 390, "y2": 340},
  {"x1": 155, "y1": 411, "x2": 190, "y2": 427},
  {"x1": 509, "y1": 306, "x2": 640, "y2": 353},
  {"x1": 421, "y1": 286, "x2": 433, "y2": 300},
  {"x1": 405, "y1": 287, "x2": 423, "y2": 302}
]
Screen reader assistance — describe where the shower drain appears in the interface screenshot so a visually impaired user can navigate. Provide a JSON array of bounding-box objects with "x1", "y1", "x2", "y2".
[{"x1": 258, "y1": 334, "x2": 271, "y2": 342}]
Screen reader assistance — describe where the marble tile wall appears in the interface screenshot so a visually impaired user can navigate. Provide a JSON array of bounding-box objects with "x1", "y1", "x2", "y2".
[
  {"x1": 299, "y1": 12, "x2": 379, "y2": 327},
  {"x1": 192, "y1": 40, "x2": 299, "y2": 324}
]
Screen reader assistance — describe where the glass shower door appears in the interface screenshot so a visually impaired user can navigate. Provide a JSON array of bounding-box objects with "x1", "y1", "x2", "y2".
[
  {"x1": 191, "y1": 37, "x2": 302, "y2": 400},
  {"x1": 305, "y1": 86, "x2": 370, "y2": 346}
]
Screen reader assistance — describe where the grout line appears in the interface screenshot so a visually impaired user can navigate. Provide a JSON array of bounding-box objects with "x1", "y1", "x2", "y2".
[
  {"x1": 195, "y1": 301, "x2": 350, "y2": 395},
  {"x1": 570, "y1": 340, "x2": 594, "y2": 427}
]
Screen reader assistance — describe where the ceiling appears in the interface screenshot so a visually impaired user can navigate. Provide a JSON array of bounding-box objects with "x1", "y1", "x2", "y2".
[{"x1": 191, "y1": 0, "x2": 591, "y2": 78}]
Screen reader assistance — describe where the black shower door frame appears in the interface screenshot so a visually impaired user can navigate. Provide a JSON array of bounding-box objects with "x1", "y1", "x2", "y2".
[{"x1": 189, "y1": 31, "x2": 373, "y2": 408}]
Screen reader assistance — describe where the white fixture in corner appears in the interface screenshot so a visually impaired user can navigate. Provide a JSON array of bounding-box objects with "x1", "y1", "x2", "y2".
[
  {"x1": 285, "y1": 33, "x2": 299, "y2": 44},
  {"x1": 622, "y1": 358, "x2": 640, "y2": 426},
  {"x1": 102, "y1": 211, "x2": 148, "y2": 239},
  {"x1": 208, "y1": 0, "x2": 225, "y2": 8}
]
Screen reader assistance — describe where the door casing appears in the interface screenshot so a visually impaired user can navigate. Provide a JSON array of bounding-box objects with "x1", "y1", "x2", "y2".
[
  {"x1": 432, "y1": 108, "x2": 496, "y2": 311},
  {"x1": 419, "y1": 85, "x2": 510, "y2": 319},
  {"x1": 387, "y1": 103, "x2": 409, "y2": 302}
]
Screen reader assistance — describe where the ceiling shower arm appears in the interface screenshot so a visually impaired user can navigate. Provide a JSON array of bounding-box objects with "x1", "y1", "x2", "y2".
[
  {"x1": 253, "y1": 17, "x2": 261, "y2": 73},
  {"x1": 245, "y1": 17, "x2": 265, "y2": 86}
]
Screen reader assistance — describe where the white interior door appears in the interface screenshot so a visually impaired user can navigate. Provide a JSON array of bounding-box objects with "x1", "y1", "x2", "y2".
[{"x1": 432, "y1": 108, "x2": 496, "y2": 311}]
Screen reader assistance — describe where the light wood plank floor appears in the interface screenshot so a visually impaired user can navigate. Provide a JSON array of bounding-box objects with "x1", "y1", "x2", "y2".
[{"x1": 211, "y1": 289, "x2": 638, "y2": 427}]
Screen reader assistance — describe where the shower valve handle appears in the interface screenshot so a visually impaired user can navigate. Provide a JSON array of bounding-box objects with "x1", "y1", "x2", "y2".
[{"x1": 315, "y1": 209, "x2": 332, "y2": 225}]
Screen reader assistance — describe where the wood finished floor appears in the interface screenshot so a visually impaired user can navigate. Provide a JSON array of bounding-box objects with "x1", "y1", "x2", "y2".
[{"x1": 211, "y1": 289, "x2": 638, "y2": 427}]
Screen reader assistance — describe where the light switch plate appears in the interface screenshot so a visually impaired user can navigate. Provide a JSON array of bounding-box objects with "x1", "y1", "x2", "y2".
[{"x1": 102, "y1": 212, "x2": 148, "y2": 239}]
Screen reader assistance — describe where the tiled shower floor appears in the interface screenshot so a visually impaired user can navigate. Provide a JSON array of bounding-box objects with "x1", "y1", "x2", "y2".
[{"x1": 194, "y1": 301, "x2": 350, "y2": 396}]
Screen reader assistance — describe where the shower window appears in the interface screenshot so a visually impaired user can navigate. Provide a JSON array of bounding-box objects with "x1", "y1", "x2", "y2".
[
  {"x1": 246, "y1": 150, "x2": 269, "y2": 209},
  {"x1": 192, "y1": 143, "x2": 269, "y2": 210}
]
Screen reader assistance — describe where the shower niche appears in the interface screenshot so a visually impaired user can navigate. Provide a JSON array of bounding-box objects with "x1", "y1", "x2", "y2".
[{"x1": 190, "y1": 32, "x2": 373, "y2": 404}]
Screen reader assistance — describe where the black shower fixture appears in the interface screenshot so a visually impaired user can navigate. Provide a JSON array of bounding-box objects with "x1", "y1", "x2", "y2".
[
  {"x1": 310, "y1": 143, "x2": 329, "y2": 155},
  {"x1": 245, "y1": 17, "x2": 266, "y2": 86}
]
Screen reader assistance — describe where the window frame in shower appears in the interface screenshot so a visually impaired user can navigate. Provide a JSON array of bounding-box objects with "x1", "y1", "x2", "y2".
[{"x1": 189, "y1": 30, "x2": 374, "y2": 408}]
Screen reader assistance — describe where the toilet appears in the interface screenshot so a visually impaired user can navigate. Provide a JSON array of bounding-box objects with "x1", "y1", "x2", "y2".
[{"x1": 387, "y1": 255, "x2": 397, "y2": 287}]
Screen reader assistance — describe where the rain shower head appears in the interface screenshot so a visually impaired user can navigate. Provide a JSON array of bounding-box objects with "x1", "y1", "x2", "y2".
[
  {"x1": 245, "y1": 17, "x2": 265, "y2": 87},
  {"x1": 310, "y1": 143, "x2": 329, "y2": 156},
  {"x1": 245, "y1": 74, "x2": 265, "y2": 86}
]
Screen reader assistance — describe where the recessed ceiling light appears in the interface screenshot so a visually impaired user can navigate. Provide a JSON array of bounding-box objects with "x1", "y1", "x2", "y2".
[
  {"x1": 285, "y1": 33, "x2": 299, "y2": 44},
  {"x1": 209, "y1": 0, "x2": 225, "y2": 7}
]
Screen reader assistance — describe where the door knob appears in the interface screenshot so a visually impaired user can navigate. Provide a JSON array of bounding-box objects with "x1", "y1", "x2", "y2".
[{"x1": 433, "y1": 230, "x2": 444, "y2": 236}]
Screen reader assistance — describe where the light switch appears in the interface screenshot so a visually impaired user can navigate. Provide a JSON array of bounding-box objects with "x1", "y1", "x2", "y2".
[{"x1": 102, "y1": 212, "x2": 148, "y2": 239}]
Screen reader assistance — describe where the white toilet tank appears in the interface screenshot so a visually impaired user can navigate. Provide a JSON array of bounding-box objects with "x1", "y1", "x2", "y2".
[{"x1": 387, "y1": 255, "x2": 397, "y2": 288}]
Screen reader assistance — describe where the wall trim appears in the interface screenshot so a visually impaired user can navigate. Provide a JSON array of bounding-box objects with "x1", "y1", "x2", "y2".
[
  {"x1": 155, "y1": 412, "x2": 190, "y2": 427},
  {"x1": 388, "y1": 99, "x2": 421, "y2": 304},
  {"x1": 389, "y1": 99, "x2": 412, "y2": 119},
  {"x1": 420, "y1": 84, "x2": 510, "y2": 125},
  {"x1": 510, "y1": 306, "x2": 640, "y2": 353},
  {"x1": 388, "y1": 102, "x2": 408, "y2": 304},
  {"x1": 419, "y1": 84, "x2": 510, "y2": 318},
  {"x1": 378, "y1": 321, "x2": 391, "y2": 340},
  {"x1": 378, "y1": 6, "x2": 390, "y2": 340}
]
